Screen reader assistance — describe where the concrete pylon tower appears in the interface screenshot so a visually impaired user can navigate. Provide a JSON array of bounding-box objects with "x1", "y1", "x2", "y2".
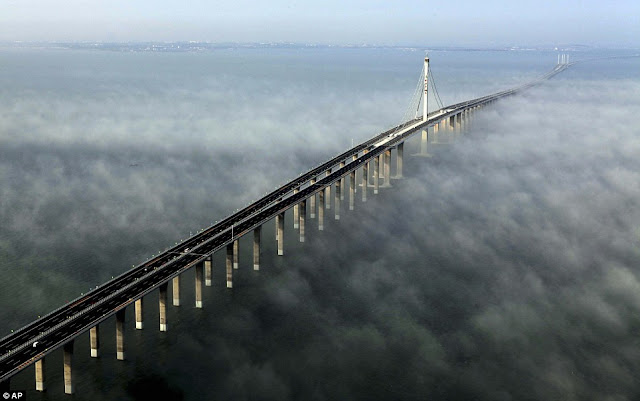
[{"x1": 423, "y1": 57, "x2": 429, "y2": 122}]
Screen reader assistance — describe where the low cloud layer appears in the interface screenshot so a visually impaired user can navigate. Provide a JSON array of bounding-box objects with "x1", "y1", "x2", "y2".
[{"x1": 2, "y1": 50, "x2": 640, "y2": 400}]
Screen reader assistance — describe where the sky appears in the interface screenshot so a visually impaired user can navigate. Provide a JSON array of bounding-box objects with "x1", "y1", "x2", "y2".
[{"x1": 1, "y1": 0, "x2": 639, "y2": 46}]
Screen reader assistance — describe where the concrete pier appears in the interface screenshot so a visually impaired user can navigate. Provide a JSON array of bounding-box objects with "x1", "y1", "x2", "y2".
[
  {"x1": 226, "y1": 242, "x2": 233, "y2": 288},
  {"x1": 362, "y1": 162, "x2": 368, "y2": 202},
  {"x1": 432, "y1": 123, "x2": 440, "y2": 144},
  {"x1": 293, "y1": 187, "x2": 299, "y2": 229},
  {"x1": 116, "y1": 310, "x2": 125, "y2": 360},
  {"x1": 90, "y1": 325, "x2": 99, "y2": 357},
  {"x1": 395, "y1": 142, "x2": 404, "y2": 177},
  {"x1": 352, "y1": 153, "x2": 358, "y2": 196},
  {"x1": 363, "y1": 148, "x2": 370, "y2": 184},
  {"x1": 159, "y1": 283, "x2": 168, "y2": 332},
  {"x1": 335, "y1": 181, "x2": 341, "y2": 220},
  {"x1": 299, "y1": 200, "x2": 306, "y2": 242},
  {"x1": 135, "y1": 298, "x2": 143, "y2": 330},
  {"x1": 416, "y1": 128, "x2": 432, "y2": 156},
  {"x1": 449, "y1": 115, "x2": 456, "y2": 140},
  {"x1": 421, "y1": 129, "x2": 429, "y2": 151},
  {"x1": 325, "y1": 170, "x2": 331, "y2": 209},
  {"x1": 35, "y1": 358, "x2": 45, "y2": 392},
  {"x1": 349, "y1": 170, "x2": 356, "y2": 210},
  {"x1": 456, "y1": 113, "x2": 462, "y2": 137},
  {"x1": 253, "y1": 226, "x2": 261, "y2": 270},
  {"x1": 172, "y1": 275, "x2": 180, "y2": 306},
  {"x1": 374, "y1": 155, "x2": 380, "y2": 194},
  {"x1": 382, "y1": 149, "x2": 391, "y2": 187},
  {"x1": 310, "y1": 178, "x2": 316, "y2": 218},
  {"x1": 339, "y1": 161, "x2": 345, "y2": 200},
  {"x1": 63, "y1": 341, "x2": 74, "y2": 394},
  {"x1": 204, "y1": 255, "x2": 212, "y2": 286},
  {"x1": 233, "y1": 240, "x2": 239, "y2": 270},
  {"x1": 277, "y1": 212, "x2": 285, "y2": 255},
  {"x1": 318, "y1": 190, "x2": 325, "y2": 230},
  {"x1": 195, "y1": 262, "x2": 203, "y2": 308},
  {"x1": 461, "y1": 110, "x2": 466, "y2": 131}
]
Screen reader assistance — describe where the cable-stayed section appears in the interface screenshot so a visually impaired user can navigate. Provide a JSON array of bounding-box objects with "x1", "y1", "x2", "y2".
[
  {"x1": 404, "y1": 64, "x2": 425, "y2": 122},
  {"x1": 399, "y1": 59, "x2": 445, "y2": 126},
  {"x1": 428, "y1": 64, "x2": 444, "y2": 110}
]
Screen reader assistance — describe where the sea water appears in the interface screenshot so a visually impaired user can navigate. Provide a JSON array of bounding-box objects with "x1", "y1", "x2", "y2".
[{"x1": 1, "y1": 45, "x2": 639, "y2": 400}]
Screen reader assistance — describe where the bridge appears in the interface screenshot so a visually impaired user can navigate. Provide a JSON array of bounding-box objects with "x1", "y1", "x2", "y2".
[{"x1": 0, "y1": 55, "x2": 572, "y2": 394}]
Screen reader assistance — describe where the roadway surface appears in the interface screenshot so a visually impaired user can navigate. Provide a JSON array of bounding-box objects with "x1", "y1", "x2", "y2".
[{"x1": 0, "y1": 62, "x2": 569, "y2": 383}]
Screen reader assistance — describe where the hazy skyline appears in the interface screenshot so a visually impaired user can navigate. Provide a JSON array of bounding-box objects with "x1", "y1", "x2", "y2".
[{"x1": 1, "y1": 0, "x2": 639, "y2": 47}]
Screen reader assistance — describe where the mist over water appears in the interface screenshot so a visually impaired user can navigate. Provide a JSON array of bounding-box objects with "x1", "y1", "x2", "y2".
[{"x1": 1, "y1": 47, "x2": 640, "y2": 400}]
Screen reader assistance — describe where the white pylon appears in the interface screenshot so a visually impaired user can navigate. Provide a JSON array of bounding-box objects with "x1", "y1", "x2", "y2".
[{"x1": 423, "y1": 57, "x2": 429, "y2": 122}]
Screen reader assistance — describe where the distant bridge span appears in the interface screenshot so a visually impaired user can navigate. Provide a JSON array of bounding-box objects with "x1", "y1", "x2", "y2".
[{"x1": 0, "y1": 57, "x2": 571, "y2": 394}]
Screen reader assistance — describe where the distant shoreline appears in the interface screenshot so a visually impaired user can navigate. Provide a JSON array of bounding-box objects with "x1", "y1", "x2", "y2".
[{"x1": 0, "y1": 41, "x2": 634, "y2": 53}]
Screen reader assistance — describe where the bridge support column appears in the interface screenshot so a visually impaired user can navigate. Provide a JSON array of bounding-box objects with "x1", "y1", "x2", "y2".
[
  {"x1": 374, "y1": 155, "x2": 380, "y2": 194},
  {"x1": 349, "y1": 170, "x2": 356, "y2": 210},
  {"x1": 226, "y1": 243, "x2": 233, "y2": 288},
  {"x1": 335, "y1": 181, "x2": 341, "y2": 220},
  {"x1": 195, "y1": 262, "x2": 203, "y2": 308},
  {"x1": 277, "y1": 212, "x2": 285, "y2": 255},
  {"x1": 135, "y1": 298, "x2": 143, "y2": 330},
  {"x1": 159, "y1": 283, "x2": 168, "y2": 331},
  {"x1": 456, "y1": 113, "x2": 462, "y2": 137},
  {"x1": 318, "y1": 190, "x2": 325, "y2": 230},
  {"x1": 432, "y1": 123, "x2": 440, "y2": 144},
  {"x1": 382, "y1": 149, "x2": 391, "y2": 187},
  {"x1": 253, "y1": 226, "x2": 261, "y2": 270},
  {"x1": 293, "y1": 187, "x2": 299, "y2": 229},
  {"x1": 449, "y1": 115, "x2": 456, "y2": 141},
  {"x1": 90, "y1": 325, "x2": 99, "y2": 357},
  {"x1": 325, "y1": 170, "x2": 331, "y2": 209},
  {"x1": 233, "y1": 240, "x2": 239, "y2": 270},
  {"x1": 421, "y1": 128, "x2": 430, "y2": 151},
  {"x1": 352, "y1": 154, "x2": 358, "y2": 195},
  {"x1": 339, "y1": 161, "x2": 345, "y2": 200},
  {"x1": 35, "y1": 358, "x2": 45, "y2": 392},
  {"x1": 362, "y1": 162, "x2": 368, "y2": 202},
  {"x1": 63, "y1": 340, "x2": 74, "y2": 394},
  {"x1": 299, "y1": 200, "x2": 306, "y2": 242},
  {"x1": 204, "y1": 255, "x2": 212, "y2": 286},
  {"x1": 172, "y1": 275, "x2": 180, "y2": 306},
  {"x1": 116, "y1": 310, "x2": 125, "y2": 360},
  {"x1": 395, "y1": 143, "x2": 404, "y2": 178},
  {"x1": 441, "y1": 119, "x2": 449, "y2": 142},
  {"x1": 310, "y1": 178, "x2": 316, "y2": 218},
  {"x1": 461, "y1": 110, "x2": 466, "y2": 132}
]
